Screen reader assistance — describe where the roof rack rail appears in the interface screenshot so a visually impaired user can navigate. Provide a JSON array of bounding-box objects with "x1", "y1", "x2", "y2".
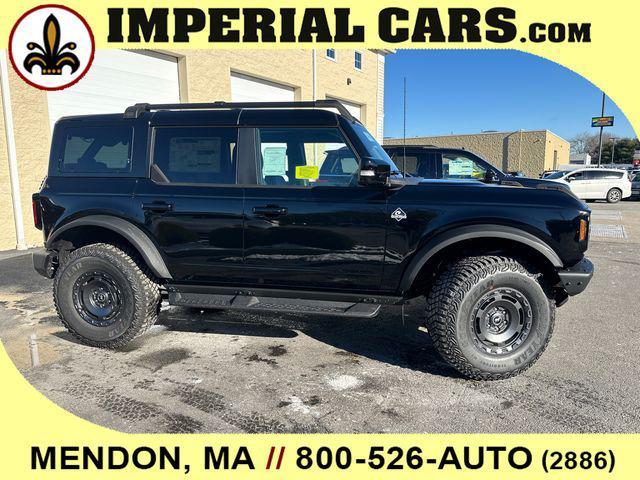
[{"x1": 123, "y1": 100, "x2": 358, "y2": 122}]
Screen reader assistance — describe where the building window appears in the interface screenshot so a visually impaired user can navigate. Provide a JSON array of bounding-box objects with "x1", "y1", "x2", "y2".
[
  {"x1": 354, "y1": 51, "x2": 362, "y2": 70},
  {"x1": 326, "y1": 49, "x2": 336, "y2": 61}
]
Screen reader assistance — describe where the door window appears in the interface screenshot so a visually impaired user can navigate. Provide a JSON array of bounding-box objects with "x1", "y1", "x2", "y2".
[
  {"x1": 441, "y1": 153, "x2": 487, "y2": 180},
  {"x1": 567, "y1": 171, "x2": 586, "y2": 181},
  {"x1": 152, "y1": 127, "x2": 237, "y2": 184},
  {"x1": 391, "y1": 152, "x2": 440, "y2": 178},
  {"x1": 255, "y1": 128, "x2": 359, "y2": 187},
  {"x1": 589, "y1": 170, "x2": 624, "y2": 180},
  {"x1": 397, "y1": 155, "x2": 419, "y2": 176}
]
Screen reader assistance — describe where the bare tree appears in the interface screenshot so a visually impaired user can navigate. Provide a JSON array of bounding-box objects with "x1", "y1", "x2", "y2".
[
  {"x1": 570, "y1": 131, "x2": 615, "y2": 157},
  {"x1": 569, "y1": 132, "x2": 592, "y2": 154}
]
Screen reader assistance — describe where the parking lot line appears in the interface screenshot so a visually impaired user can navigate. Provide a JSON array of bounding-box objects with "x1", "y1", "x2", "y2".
[
  {"x1": 589, "y1": 224, "x2": 627, "y2": 239},
  {"x1": 591, "y1": 211, "x2": 622, "y2": 221}
]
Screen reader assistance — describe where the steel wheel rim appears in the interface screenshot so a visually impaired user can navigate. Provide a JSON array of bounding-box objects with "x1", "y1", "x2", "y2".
[
  {"x1": 470, "y1": 287, "x2": 533, "y2": 355},
  {"x1": 72, "y1": 271, "x2": 122, "y2": 327}
]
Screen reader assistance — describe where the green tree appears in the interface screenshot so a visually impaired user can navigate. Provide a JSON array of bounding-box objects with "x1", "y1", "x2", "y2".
[{"x1": 598, "y1": 137, "x2": 639, "y2": 163}]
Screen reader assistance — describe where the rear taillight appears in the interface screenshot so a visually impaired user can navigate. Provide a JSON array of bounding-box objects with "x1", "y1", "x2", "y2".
[{"x1": 32, "y1": 197, "x2": 42, "y2": 230}]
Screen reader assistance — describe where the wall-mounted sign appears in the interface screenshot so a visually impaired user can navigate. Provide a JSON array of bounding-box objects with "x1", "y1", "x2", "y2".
[{"x1": 591, "y1": 116, "x2": 614, "y2": 127}]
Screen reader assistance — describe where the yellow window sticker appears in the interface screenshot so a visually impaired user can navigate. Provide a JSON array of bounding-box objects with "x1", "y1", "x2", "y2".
[{"x1": 295, "y1": 165, "x2": 319, "y2": 180}]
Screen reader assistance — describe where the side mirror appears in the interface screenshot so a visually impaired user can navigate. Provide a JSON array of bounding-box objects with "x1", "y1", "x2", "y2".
[
  {"x1": 360, "y1": 158, "x2": 391, "y2": 186},
  {"x1": 484, "y1": 169, "x2": 500, "y2": 183},
  {"x1": 565, "y1": 176, "x2": 573, "y2": 182}
]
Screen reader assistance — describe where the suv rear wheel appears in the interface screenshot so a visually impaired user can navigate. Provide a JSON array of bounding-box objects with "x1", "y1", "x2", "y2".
[
  {"x1": 425, "y1": 256, "x2": 554, "y2": 380},
  {"x1": 53, "y1": 243, "x2": 160, "y2": 348},
  {"x1": 606, "y1": 188, "x2": 622, "y2": 203}
]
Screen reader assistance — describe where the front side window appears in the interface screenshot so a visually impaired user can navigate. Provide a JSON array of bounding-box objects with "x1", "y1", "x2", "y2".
[
  {"x1": 256, "y1": 127, "x2": 358, "y2": 187},
  {"x1": 441, "y1": 153, "x2": 487, "y2": 180},
  {"x1": 59, "y1": 126, "x2": 132, "y2": 173},
  {"x1": 153, "y1": 127, "x2": 237, "y2": 184},
  {"x1": 546, "y1": 171, "x2": 567, "y2": 179},
  {"x1": 354, "y1": 51, "x2": 362, "y2": 69},
  {"x1": 567, "y1": 171, "x2": 585, "y2": 181}
]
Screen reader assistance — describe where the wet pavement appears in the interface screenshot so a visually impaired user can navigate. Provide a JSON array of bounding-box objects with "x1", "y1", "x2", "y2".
[{"x1": 1, "y1": 201, "x2": 639, "y2": 433}]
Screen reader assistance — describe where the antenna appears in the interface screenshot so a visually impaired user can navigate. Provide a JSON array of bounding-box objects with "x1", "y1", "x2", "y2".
[{"x1": 403, "y1": 77, "x2": 407, "y2": 177}]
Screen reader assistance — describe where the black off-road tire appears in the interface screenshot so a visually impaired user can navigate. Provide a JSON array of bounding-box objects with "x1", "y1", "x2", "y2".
[
  {"x1": 53, "y1": 243, "x2": 160, "y2": 348},
  {"x1": 606, "y1": 188, "x2": 622, "y2": 203},
  {"x1": 425, "y1": 256, "x2": 555, "y2": 380}
]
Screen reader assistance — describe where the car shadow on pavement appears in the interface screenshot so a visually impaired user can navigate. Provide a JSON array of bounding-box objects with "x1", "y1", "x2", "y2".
[{"x1": 152, "y1": 304, "x2": 462, "y2": 379}]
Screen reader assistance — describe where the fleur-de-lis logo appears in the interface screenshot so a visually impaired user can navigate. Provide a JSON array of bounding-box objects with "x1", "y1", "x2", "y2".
[{"x1": 23, "y1": 14, "x2": 80, "y2": 75}]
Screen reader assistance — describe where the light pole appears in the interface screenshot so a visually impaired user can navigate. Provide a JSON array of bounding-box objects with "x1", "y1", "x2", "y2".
[
  {"x1": 610, "y1": 137, "x2": 618, "y2": 166},
  {"x1": 597, "y1": 92, "x2": 606, "y2": 167}
]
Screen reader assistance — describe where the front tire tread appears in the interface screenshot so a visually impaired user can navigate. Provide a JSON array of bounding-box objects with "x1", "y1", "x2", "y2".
[{"x1": 425, "y1": 255, "x2": 555, "y2": 380}]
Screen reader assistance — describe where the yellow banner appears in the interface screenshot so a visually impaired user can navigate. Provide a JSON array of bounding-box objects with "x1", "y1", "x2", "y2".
[
  {"x1": 1, "y1": 341, "x2": 638, "y2": 478},
  {"x1": 0, "y1": 1, "x2": 636, "y2": 128}
]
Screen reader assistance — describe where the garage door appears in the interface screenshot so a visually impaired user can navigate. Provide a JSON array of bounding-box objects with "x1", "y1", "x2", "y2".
[
  {"x1": 326, "y1": 97, "x2": 362, "y2": 120},
  {"x1": 231, "y1": 73, "x2": 295, "y2": 102},
  {"x1": 47, "y1": 50, "x2": 180, "y2": 129}
]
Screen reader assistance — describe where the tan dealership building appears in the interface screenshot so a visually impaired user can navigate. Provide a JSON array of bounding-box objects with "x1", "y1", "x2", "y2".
[
  {"x1": 0, "y1": 48, "x2": 391, "y2": 251},
  {"x1": 385, "y1": 130, "x2": 570, "y2": 178}
]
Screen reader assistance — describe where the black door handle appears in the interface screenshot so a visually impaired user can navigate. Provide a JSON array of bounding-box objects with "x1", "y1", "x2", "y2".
[
  {"x1": 252, "y1": 205, "x2": 288, "y2": 217},
  {"x1": 142, "y1": 201, "x2": 173, "y2": 213}
]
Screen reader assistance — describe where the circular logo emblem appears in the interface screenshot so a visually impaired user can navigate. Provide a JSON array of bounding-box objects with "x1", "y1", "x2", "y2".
[{"x1": 9, "y1": 4, "x2": 95, "y2": 91}]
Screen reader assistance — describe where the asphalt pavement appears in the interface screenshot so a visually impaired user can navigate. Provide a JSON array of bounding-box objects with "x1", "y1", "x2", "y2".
[{"x1": 0, "y1": 201, "x2": 638, "y2": 433}]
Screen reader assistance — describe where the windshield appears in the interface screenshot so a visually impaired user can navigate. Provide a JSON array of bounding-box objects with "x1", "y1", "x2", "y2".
[
  {"x1": 546, "y1": 171, "x2": 567, "y2": 179},
  {"x1": 350, "y1": 123, "x2": 401, "y2": 174}
]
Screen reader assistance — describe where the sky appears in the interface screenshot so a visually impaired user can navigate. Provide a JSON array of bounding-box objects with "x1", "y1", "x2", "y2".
[{"x1": 383, "y1": 50, "x2": 636, "y2": 142}]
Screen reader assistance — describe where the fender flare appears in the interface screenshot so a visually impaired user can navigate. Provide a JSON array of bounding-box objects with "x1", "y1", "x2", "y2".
[
  {"x1": 47, "y1": 215, "x2": 172, "y2": 279},
  {"x1": 399, "y1": 224, "x2": 563, "y2": 293}
]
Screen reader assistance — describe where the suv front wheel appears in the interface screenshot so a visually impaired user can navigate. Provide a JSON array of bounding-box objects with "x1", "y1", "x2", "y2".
[
  {"x1": 53, "y1": 243, "x2": 160, "y2": 348},
  {"x1": 425, "y1": 256, "x2": 555, "y2": 380}
]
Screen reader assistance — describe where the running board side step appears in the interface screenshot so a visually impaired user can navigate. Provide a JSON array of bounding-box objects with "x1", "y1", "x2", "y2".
[{"x1": 168, "y1": 292, "x2": 382, "y2": 318}]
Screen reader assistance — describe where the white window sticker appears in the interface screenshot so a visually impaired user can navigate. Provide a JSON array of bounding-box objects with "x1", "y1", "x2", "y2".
[{"x1": 262, "y1": 146, "x2": 287, "y2": 176}]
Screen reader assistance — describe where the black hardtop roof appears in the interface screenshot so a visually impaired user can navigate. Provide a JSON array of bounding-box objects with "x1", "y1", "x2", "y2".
[
  {"x1": 149, "y1": 108, "x2": 341, "y2": 127},
  {"x1": 125, "y1": 100, "x2": 357, "y2": 122},
  {"x1": 55, "y1": 100, "x2": 358, "y2": 128}
]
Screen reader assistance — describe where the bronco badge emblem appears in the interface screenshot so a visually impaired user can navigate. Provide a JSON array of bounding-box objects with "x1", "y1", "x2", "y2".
[{"x1": 391, "y1": 208, "x2": 407, "y2": 222}]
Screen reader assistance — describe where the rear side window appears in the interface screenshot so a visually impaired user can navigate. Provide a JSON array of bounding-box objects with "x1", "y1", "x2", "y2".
[
  {"x1": 390, "y1": 154, "x2": 419, "y2": 176},
  {"x1": 152, "y1": 127, "x2": 237, "y2": 184},
  {"x1": 588, "y1": 170, "x2": 625, "y2": 180},
  {"x1": 59, "y1": 126, "x2": 133, "y2": 173}
]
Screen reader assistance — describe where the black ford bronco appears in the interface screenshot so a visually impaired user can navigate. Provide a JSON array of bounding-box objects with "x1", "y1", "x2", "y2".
[{"x1": 32, "y1": 100, "x2": 593, "y2": 380}]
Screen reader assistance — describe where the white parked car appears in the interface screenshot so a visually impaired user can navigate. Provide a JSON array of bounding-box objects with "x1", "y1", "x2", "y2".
[{"x1": 546, "y1": 168, "x2": 632, "y2": 203}]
